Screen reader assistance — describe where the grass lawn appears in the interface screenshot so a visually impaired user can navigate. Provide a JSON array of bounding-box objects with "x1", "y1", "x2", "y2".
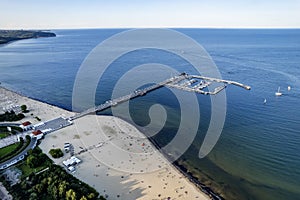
[
  {"x1": 17, "y1": 161, "x2": 51, "y2": 178},
  {"x1": 0, "y1": 126, "x2": 8, "y2": 131},
  {"x1": 0, "y1": 142, "x2": 19, "y2": 157},
  {"x1": 16, "y1": 148, "x2": 53, "y2": 178},
  {"x1": 0, "y1": 137, "x2": 31, "y2": 163},
  {"x1": 0, "y1": 132, "x2": 10, "y2": 139}
]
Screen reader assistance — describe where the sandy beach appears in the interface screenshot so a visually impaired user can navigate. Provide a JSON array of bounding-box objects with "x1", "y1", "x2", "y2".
[
  {"x1": 1, "y1": 86, "x2": 210, "y2": 200},
  {"x1": 0, "y1": 86, "x2": 73, "y2": 123}
]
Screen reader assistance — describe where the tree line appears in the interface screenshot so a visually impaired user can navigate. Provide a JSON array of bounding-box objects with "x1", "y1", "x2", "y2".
[
  {"x1": 0, "y1": 110, "x2": 25, "y2": 122},
  {"x1": 1, "y1": 147, "x2": 106, "y2": 200}
]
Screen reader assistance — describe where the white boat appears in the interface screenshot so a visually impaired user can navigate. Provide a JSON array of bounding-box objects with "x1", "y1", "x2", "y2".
[
  {"x1": 264, "y1": 98, "x2": 267, "y2": 104},
  {"x1": 275, "y1": 87, "x2": 282, "y2": 96},
  {"x1": 288, "y1": 86, "x2": 291, "y2": 91}
]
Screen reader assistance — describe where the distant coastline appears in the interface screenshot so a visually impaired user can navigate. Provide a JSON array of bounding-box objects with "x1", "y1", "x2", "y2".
[{"x1": 0, "y1": 30, "x2": 56, "y2": 44}]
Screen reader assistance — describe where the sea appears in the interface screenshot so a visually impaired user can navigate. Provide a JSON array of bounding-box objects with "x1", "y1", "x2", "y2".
[{"x1": 0, "y1": 29, "x2": 300, "y2": 200}]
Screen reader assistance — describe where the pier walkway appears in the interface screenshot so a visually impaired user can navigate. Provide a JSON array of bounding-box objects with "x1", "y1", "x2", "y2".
[{"x1": 70, "y1": 73, "x2": 250, "y2": 120}]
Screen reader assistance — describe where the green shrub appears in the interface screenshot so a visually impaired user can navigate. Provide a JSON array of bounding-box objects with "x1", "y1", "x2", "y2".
[
  {"x1": 0, "y1": 111, "x2": 25, "y2": 122},
  {"x1": 49, "y1": 148, "x2": 64, "y2": 158},
  {"x1": 21, "y1": 105, "x2": 28, "y2": 113}
]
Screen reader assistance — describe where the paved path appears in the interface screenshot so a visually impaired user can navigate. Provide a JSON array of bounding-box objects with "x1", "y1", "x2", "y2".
[
  {"x1": 0, "y1": 117, "x2": 72, "y2": 170},
  {"x1": 0, "y1": 137, "x2": 37, "y2": 170}
]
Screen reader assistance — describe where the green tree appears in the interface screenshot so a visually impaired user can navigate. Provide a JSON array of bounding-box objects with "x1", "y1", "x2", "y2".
[
  {"x1": 25, "y1": 135, "x2": 31, "y2": 141},
  {"x1": 49, "y1": 148, "x2": 64, "y2": 158},
  {"x1": 47, "y1": 177, "x2": 53, "y2": 185},
  {"x1": 41, "y1": 178, "x2": 48, "y2": 189},
  {"x1": 58, "y1": 181, "x2": 68, "y2": 198},
  {"x1": 29, "y1": 192, "x2": 38, "y2": 200},
  {"x1": 17, "y1": 113, "x2": 25, "y2": 119},
  {"x1": 21, "y1": 104, "x2": 27, "y2": 111},
  {"x1": 27, "y1": 155, "x2": 38, "y2": 168},
  {"x1": 88, "y1": 193, "x2": 96, "y2": 199},
  {"x1": 34, "y1": 183, "x2": 45, "y2": 194},
  {"x1": 80, "y1": 196, "x2": 88, "y2": 200},
  {"x1": 66, "y1": 189, "x2": 76, "y2": 200},
  {"x1": 48, "y1": 184, "x2": 58, "y2": 199}
]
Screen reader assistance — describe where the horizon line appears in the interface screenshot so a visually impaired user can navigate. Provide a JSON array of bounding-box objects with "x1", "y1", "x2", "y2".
[{"x1": 2, "y1": 26, "x2": 300, "y2": 31}]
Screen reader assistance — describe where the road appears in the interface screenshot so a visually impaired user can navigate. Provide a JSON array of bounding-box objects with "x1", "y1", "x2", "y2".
[
  {"x1": 33, "y1": 117, "x2": 73, "y2": 133},
  {"x1": 0, "y1": 137, "x2": 37, "y2": 170},
  {"x1": 0, "y1": 117, "x2": 72, "y2": 170}
]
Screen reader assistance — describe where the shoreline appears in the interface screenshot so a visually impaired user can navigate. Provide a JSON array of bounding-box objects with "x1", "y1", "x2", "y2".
[
  {"x1": 0, "y1": 30, "x2": 56, "y2": 45},
  {"x1": 97, "y1": 115, "x2": 223, "y2": 199},
  {"x1": 115, "y1": 115, "x2": 224, "y2": 200},
  {"x1": 145, "y1": 129, "x2": 224, "y2": 200},
  {"x1": 1, "y1": 85, "x2": 216, "y2": 199},
  {"x1": 0, "y1": 84, "x2": 71, "y2": 112}
]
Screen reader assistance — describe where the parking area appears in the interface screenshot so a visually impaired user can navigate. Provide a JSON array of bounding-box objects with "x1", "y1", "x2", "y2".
[{"x1": 34, "y1": 117, "x2": 73, "y2": 133}]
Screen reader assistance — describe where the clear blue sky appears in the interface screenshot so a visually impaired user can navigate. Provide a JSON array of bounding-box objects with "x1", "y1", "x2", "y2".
[{"x1": 1, "y1": 0, "x2": 300, "y2": 29}]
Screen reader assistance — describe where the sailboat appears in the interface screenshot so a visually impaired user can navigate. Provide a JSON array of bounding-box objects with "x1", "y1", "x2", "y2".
[
  {"x1": 263, "y1": 98, "x2": 267, "y2": 104},
  {"x1": 288, "y1": 86, "x2": 291, "y2": 91},
  {"x1": 275, "y1": 87, "x2": 282, "y2": 96}
]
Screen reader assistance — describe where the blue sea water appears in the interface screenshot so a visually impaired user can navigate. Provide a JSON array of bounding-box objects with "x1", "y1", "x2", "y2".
[{"x1": 0, "y1": 29, "x2": 300, "y2": 200}]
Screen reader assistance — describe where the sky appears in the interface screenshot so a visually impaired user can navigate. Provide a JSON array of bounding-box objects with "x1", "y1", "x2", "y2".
[{"x1": 1, "y1": 0, "x2": 300, "y2": 29}]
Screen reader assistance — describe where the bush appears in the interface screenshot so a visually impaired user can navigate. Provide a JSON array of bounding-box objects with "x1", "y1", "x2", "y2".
[
  {"x1": 26, "y1": 135, "x2": 31, "y2": 141},
  {"x1": 12, "y1": 126, "x2": 24, "y2": 133},
  {"x1": 49, "y1": 148, "x2": 64, "y2": 158},
  {"x1": 0, "y1": 111, "x2": 25, "y2": 122},
  {"x1": 27, "y1": 147, "x2": 49, "y2": 168},
  {"x1": 21, "y1": 105, "x2": 27, "y2": 113}
]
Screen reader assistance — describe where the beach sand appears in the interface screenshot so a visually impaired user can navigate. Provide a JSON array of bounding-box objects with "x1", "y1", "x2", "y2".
[
  {"x1": 1, "y1": 86, "x2": 209, "y2": 200},
  {"x1": 0, "y1": 86, "x2": 73, "y2": 123}
]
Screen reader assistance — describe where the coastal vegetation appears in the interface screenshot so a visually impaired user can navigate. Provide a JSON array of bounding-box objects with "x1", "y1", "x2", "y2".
[
  {"x1": 1, "y1": 147, "x2": 106, "y2": 200},
  {"x1": 0, "y1": 30, "x2": 56, "y2": 44},
  {"x1": 0, "y1": 110, "x2": 25, "y2": 122},
  {"x1": 49, "y1": 148, "x2": 64, "y2": 158}
]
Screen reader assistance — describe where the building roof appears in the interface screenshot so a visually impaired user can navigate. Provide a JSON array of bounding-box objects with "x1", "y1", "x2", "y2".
[
  {"x1": 22, "y1": 121, "x2": 31, "y2": 126},
  {"x1": 32, "y1": 130, "x2": 42, "y2": 136}
]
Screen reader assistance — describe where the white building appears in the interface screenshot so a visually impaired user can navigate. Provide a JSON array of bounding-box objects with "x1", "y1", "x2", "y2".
[{"x1": 19, "y1": 121, "x2": 33, "y2": 131}]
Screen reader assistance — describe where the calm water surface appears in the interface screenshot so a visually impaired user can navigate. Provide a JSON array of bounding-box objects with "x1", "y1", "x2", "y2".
[{"x1": 0, "y1": 29, "x2": 299, "y2": 200}]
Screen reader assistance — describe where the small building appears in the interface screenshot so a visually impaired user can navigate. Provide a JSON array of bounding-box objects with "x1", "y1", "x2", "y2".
[
  {"x1": 19, "y1": 121, "x2": 33, "y2": 131},
  {"x1": 31, "y1": 130, "x2": 43, "y2": 140},
  {"x1": 63, "y1": 156, "x2": 81, "y2": 167},
  {"x1": 32, "y1": 130, "x2": 42, "y2": 136}
]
